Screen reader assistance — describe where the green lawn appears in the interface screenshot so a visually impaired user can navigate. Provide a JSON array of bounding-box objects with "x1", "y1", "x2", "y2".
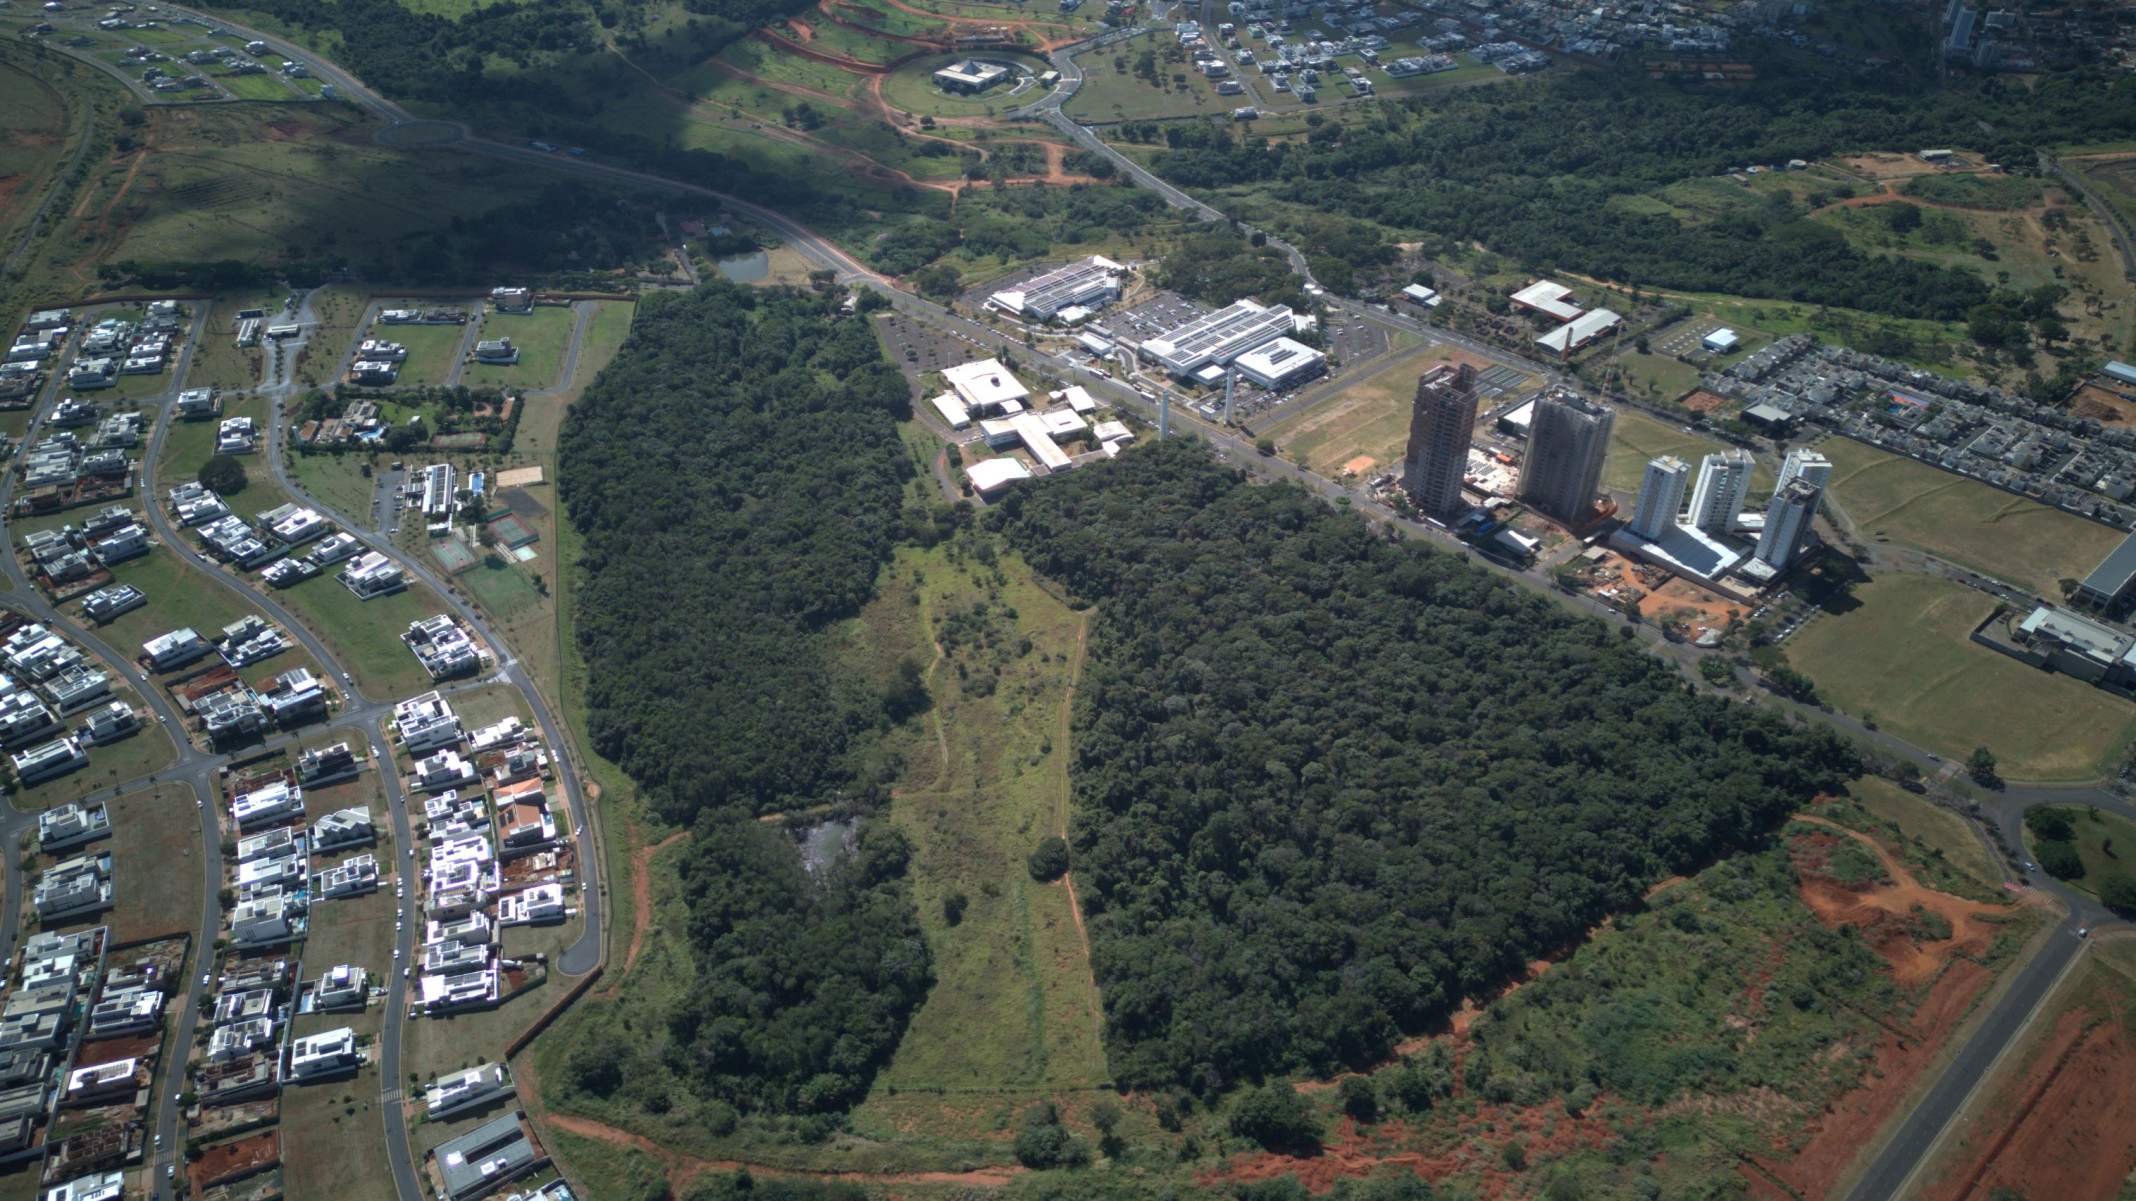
[
  {"x1": 879, "y1": 51, "x2": 1052, "y2": 120},
  {"x1": 1614, "y1": 351, "x2": 1705, "y2": 405},
  {"x1": 182, "y1": 293, "x2": 275, "y2": 393},
  {"x1": 160, "y1": 393, "x2": 265, "y2": 484},
  {"x1": 2022, "y1": 804, "x2": 2136, "y2": 902},
  {"x1": 217, "y1": 71, "x2": 297, "y2": 100},
  {"x1": 1822, "y1": 438, "x2": 2128, "y2": 597},
  {"x1": 289, "y1": 452, "x2": 380, "y2": 523},
  {"x1": 1786, "y1": 573, "x2": 2136, "y2": 782},
  {"x1": 269, "y1": 570, "x2": 450, "y2": 700},
  {"x1": 461, "y1": 305, "x2": 576, "y2": 391},
  {"x1": 367, "y1": 315, "x2": 475, "y2": 387},
  {"x1": 94, "y1": 545, "x2": 327, "y2": 687},
  {"x1": 1600, "y1": 407, "x2": 1773, "y2": 498}
]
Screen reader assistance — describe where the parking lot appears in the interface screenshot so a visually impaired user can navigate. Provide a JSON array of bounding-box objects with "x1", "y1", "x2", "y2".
[
  {"x1": 876, "y1": 311, "x2": 998, "y2": 382},
  {"x1": 1652, "y1": 320, "x2": 1746, "y2": 364}
]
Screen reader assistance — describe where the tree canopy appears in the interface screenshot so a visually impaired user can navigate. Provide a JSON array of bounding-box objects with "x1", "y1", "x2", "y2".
[
  {"x1": 559, "y1": 282, "x2": 913, "y2": 825},
  {"x1": 988, "y1": 442, "x2": 1858, "y2": 1090}
]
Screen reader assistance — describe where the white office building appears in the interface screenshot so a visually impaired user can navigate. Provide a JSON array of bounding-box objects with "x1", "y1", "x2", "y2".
[{"x1": 1139, "y1": 300, "x2": 1296, "y2": 378}]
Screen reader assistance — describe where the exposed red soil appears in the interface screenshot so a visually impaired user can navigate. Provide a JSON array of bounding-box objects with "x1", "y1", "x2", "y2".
[
  {"x1": 818, "y1": 0, "x2": 958, "y2": 47},
  {"x1": 1749, "y1": 817, "x2": 2011, "y2": 1198},
  {"x1": 1921, "y1": 993, "x2": 2136, "y2": 1201},
  {"x1": 1681, "y1": 388, "x2": 1729, "y2": 413},
  {"x1": 1201, "y1": 1105, "x2": 1616, "y2": 1198},
  {"x1": 860, "y1": 0, "x2": 1083, "y2": 50}
]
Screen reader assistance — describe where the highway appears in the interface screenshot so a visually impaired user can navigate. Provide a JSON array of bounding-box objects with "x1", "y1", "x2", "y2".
[{"x1": 22, "y1": 10, "x2": 2132, "y2": 1194}]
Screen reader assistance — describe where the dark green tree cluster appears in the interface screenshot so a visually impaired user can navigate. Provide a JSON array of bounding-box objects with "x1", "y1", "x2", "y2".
[
  {"x1": 665, "y1": 818, "x2": 932, "y2": 1113},
  {"x1": 986, "y1": 442, "x2": 1858, "y2": 1090},
  {"x1": 1155, "y1": 232, "x2": 1310, "y2": 311},
  {"x1": 1152, "y1": 69, "x2": 2136, "y2": 322},
  {"x1": 559, "y1": 282, "x2": 914, "y2": 824}
]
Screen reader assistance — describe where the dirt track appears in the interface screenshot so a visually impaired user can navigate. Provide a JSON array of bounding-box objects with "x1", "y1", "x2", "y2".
[{"x1": 598, "y1": 829, "x2": 687, "y2": 998}]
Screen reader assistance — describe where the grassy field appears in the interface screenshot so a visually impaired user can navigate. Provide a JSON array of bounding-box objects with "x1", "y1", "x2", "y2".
[
  {"x1": 461, "y1": 304, "x2": 577, "y2": 391},
  {"x1": 279, "y1": 1049, "x2": 396, "y2": 1201},
  {"x1": 1786, "y1": 573, "x2": 2136, "y2": 781},
  {"x1": 1613, "y1": 351, "x2": 1706, "y2": 405},
  {"x1": 852, "y1": 538, "x2": 1107, "y2": 1099},
  {"x1": 1600, "y1": 407, "x2": 1773, "y2": 497},
  {"x1": 879, "y1": 51, "x2": 1052, "y2": 120},
  {"x1": 369, "y1": 315, "x2": 476, "y2": 387},
  {"x1": 182, "y1": 293, "x2": 279, "y2": 392},
  {"x1": 1834, "y1": 776, "x2": 2001, "y2": 897},
  {"x1": 161, "y1": 392, "x2": 266, "y2": 483},
  {"x1": 1066, "y1": 47, "x2": 1250, "y2": 122},
  {"x1": 289, "y1": 452, "x2": 380, "y2": 522},
  {"x1": 1821, "y1": 437, "x2": 2127, "y2": 596},
  {"x1": 1262, "y1": 344, "x2": 1464, "y2": 477},
  {"x1": 1899, "y1": 172, "x2": 2046, "y2": 210},
  {"x1": 92, "y1": 545, "x2": 330, "y2": 688}
]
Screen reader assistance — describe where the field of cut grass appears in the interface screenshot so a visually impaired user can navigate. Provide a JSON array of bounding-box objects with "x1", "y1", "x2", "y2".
[
  {"x1": 160, "y1": 393, "x2": 265, "y2": 483},
  {"x1": 880, "y1": 51, "x2": 1052, "y2": 120},
  {"x1": 289, "y1": 452, "x2": 380, "y2": 522},
  {"x1": 182, "y1": 293, "x2": 278, "y2": 392},
  {"x1": 1263, "y1": 344, "x2": 1464, "y2": 477},
  {"x1": 1600, "y1": 407, "x2": 1773, "y2": 498},
  {"x1": 92, "y1": 545, "x2": 330, "y2": 688},
  {"x1": 1786, "y1": 573, "x2": 2136, "y2": 782},
  {"x1": 267, "y1": 568, "x2": 447, "y2": 700},
  {"x1": 1821, "y1": 437, "x2": 2127, "y2": 597},
  {"x1": 461, "y1": 304, "x2": 576, "y2": 391},
  {"x1": 366, "y1": 314, "x2": 476, "y2": 387}
]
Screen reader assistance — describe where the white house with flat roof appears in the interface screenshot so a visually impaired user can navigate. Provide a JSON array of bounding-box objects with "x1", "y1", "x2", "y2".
[{"x1": 942, "y1": 359, "x2": 1029, "y2": 416}]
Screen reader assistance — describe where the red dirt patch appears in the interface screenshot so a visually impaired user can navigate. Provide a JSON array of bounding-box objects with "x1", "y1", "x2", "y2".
[
  {"x1": 1681, "y1": 388, "x2": 1730, "y2": 413},
  {"x1": 1201, "y1": 1105, "x2": 1614, "y2": 1198},
  {"x1": 2071, "y1": 383, "x2": 2136, "y2": 425},
  {"x1": 190, "y1": 1129, "x2": 278, "y2": 1193},
  {"x1": 1789, "y1": 816, "x2": 2001, "y2": 987},
  {"x1": 1921, "y1": 992, "x2": 2136, "y2": 1201}
]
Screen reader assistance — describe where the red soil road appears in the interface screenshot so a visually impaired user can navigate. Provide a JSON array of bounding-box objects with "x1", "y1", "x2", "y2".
[
  {"x1": 595, "y1": 829, "x2": 687, "y2": 1000},
  {"x1": 751, "y1": 26, "x2": 893, "y2": 73},
  {"x1": 541, "y1": 1112, "x2": 1026, "y2": 1193},
  {"x1": 1749, "y1": 817, "x2": 2012, "y2": 1198},
  {"x1": 861, "y1": 0, "x2": 1083, "y2": 50},
  {"x1": 817, "y1": 0, "x2": 958, "y2": 48},
  {"x1": 1920, "y1": 994, "x2": 2136, "y2": 1201}
]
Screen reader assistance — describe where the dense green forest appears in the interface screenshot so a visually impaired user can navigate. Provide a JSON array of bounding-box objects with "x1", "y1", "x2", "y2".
[
  {"x1": 557, "y1": 282, "x2": 929, "y2": 1118},
  {"x1": 1149, "y1": 69, "x2": 2136, "y2": 320},
  {"x1": 559, "y1": 282, "x2": 912, "y2": 823},
  {"x1": 988, "y1": 442, "x2": 1859, "y2": 1090}
]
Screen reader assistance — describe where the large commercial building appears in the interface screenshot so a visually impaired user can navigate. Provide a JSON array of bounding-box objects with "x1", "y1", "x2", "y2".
[
  {"x1": 941, "y1": 359, "x2": 1030, "y2": 416},
  {"x1": 988, "y1": 257, "x2": 1124, "y2": 321},
  {"x1": 1231, "y1": 336, "x2": 1326, "y2": 391},
  {"x1": 2078, "y1": 532, "x2": 2136, "y2": 614},
  {"x1": 1138, "y1": 300, "x2": 1296, "y2": 378},
  {"x1": 1402, "y1": 364, "x2": 1479, "y2": 518},
  {"x1": 1754, "y1": 478, "x2": 1821, "y2": 570},
  {"x1": 1509, "y1": 280, "x2": 1582, "y2": 321},
  {"x1": 1629, "y1": 456, "x2": 1690, "y2": 540},
  {"x1": 1515, "y1": 393, "x2": 1614, "y2": 522},
  {"x1": 1534, "y1": 309, "x2": 1624, "y2": 357},
  {"x1": 1687, "y1": 449, "x2": 1756, "y2": 535},
  {"x1": 934, "y1": 58, "x2": 1012, "y2": 93}
]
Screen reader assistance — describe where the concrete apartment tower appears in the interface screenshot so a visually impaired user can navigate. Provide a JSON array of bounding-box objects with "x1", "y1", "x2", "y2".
[
  {"x1": 1776, "y1": 447, "x2": 1832, "y2": 494},
  {"x1": 1756, "y1": 478, "x2": 1823, "y2": 569},
  {"x1": 1516, "y1": 392, "x2": 1615, "y2": 522},
  {"x1": 1402, "y1": 363, "x2": 1479, "y2": 517},
  {"x1": 1629, "y1": 455, "x2": 1690, "y2": 540},
  {"x1": 1687, "y1": 449, "x2": 1755, "y2": 534}
]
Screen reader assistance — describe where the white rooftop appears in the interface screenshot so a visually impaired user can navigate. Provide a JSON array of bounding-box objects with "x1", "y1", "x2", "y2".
[
  {"x1": 1511, "y1": 279, "x2": 1582, "y2": 322},
  {"x1": 942, "y1": 359, "x2": 1029, "y2": 413}
]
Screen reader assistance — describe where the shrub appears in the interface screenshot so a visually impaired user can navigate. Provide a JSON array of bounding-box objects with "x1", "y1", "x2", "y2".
[
  {"x1": 1028, "y1": 835, "x2": 1070, "y2": 882},
  {"x1": 200, "y1": 454, "x2": 248, "y2": 495},
  {"x1": 1227, "y1": 1084, "x2": 1321, "y2": 1154},
  {"x1": 2036, "y1": 838, "x2": 2084, "y2": 881},
  {"x1": 1338, "y1": 1075, "x2": 1379, "y2": 1123},
  {"x1": 1013, "y1": 1102, "x2": 1089, "y2": 1169},
  {"x1": 2025, "y1": 808, "x2": 2073, "y2": 841}
]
